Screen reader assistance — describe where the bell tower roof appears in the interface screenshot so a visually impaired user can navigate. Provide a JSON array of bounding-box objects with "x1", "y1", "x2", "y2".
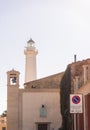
[
  {"x1": 26, "y1": 38, "x2": 36, "y2": 50},
  {"x1": 27, "y1": 38, "x2": 35, "y2": 44}
]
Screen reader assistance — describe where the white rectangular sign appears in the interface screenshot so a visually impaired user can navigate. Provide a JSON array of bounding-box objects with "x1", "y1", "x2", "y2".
[{"x1": 70, "y1": 94, "x2": 83, "y2": 113}]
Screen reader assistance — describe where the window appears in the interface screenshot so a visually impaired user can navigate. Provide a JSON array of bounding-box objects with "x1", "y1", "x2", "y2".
[
  {"x1": 10, "y1": 77, "x2": 17, "y2": 85},
  {"x1": 2, "y1": 127, "x2": 6, "y2": 130},
  {"x1": 40, "y1": 105, "x2": 47, "y2": 117}
]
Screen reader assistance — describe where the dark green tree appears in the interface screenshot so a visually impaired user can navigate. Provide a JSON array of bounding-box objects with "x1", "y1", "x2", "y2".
[
  {"x1": 60, "y1": 65, "x2": 73, "y2": 130},
  {"x1": 1, "y1": 110, "x2": 7, "y2": 117}
]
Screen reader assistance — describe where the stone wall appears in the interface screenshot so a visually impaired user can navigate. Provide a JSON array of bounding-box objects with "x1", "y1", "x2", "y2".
[{"x1": 60, "y1": 58, "x2": 90, "y2": 130}]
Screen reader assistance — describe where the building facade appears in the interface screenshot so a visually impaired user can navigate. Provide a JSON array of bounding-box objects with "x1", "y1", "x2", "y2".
[
  {"x1": 0, "y1": 117, "x2": 7, "y2": 130},
  {"x1": 71, "y1": 59, "x2": 90, "y2": 130},
  {"x1": 60, "y1": 58, "x2": 90, "y2": 130},
  {"x1": 7, "y1": 39, "x2": 63, "y2": 130},
  {"x1": 7, "y1": 70, "x2": 64, "y2": 130}
]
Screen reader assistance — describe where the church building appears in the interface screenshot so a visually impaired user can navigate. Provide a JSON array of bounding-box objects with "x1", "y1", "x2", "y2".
[{"x1": 7, "y1": 39, "x2": 63, "y2": 130}]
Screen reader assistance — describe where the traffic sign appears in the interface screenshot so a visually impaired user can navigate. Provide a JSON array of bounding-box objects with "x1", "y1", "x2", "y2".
[
  {"x1": 70, "y1": 94, "x2": 83, "y2": 113},
  {"x1": 72, "y1": 95, "x2": 80, "y2": 104}
]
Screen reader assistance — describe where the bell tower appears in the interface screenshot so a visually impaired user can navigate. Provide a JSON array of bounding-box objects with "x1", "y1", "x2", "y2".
[
  {"x1": 7, "y1": 69, "x2": 20, "y2": 130},
  {"x1": 24, "y1": 38, "x2": 38, "y2": 82}
]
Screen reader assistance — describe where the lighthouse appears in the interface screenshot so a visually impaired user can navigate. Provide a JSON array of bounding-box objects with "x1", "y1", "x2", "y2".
[{"x1": 24, "y1": 38, "x2": 38, "y2": 82}]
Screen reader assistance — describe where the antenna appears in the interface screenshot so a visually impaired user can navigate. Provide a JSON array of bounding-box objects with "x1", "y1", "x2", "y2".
[{"x1": 74, "y1": 54, "x2": 77, "y2": 62}]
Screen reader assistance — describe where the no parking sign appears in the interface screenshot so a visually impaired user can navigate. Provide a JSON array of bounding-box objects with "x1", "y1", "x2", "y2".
[{"x1": 70, "y1": 94, "x2": 83, "y2": 113}]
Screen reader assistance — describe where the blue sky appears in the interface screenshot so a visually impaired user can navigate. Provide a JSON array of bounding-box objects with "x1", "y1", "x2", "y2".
[{"x1": 0, "y1": 0, "x2": 90, "y2": 114}]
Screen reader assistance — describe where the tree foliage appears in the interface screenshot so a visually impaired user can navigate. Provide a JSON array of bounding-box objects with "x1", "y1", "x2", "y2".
[
  {"x1": 60, "y1": 65, "x2": 73, "y2": 130},
  {"x1": 1, "y1": 110, "x2": 7, "y2": 117}
]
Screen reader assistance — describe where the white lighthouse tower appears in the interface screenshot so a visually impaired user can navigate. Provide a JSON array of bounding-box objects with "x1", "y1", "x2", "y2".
[{"x1": 24, "y1": 38, "x2": 38, "y2": 82}]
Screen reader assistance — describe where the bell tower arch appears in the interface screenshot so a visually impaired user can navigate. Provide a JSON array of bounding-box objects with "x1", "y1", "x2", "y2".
[{"x1": 7, "y1": 69, "x2": 20, "y2": 130}]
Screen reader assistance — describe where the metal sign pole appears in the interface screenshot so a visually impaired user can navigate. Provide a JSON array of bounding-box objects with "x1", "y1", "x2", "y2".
[
  {"x1": 70, "y1": 94, "x2": 83, "y2": 130},
  {"x1": 74, "y1": 113, "x2": 76, "y2": 130}
]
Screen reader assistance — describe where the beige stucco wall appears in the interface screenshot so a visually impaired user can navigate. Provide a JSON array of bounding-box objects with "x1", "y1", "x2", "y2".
[
  {"x1": 25, "y1": 54, "x2": 37, "y2": 82},
  {"x1": 22, "y1": 91, "x2": 62, "y2": 130},
  {"x1": 0, "y1": 117, "x2": 7, "y2": 130}
]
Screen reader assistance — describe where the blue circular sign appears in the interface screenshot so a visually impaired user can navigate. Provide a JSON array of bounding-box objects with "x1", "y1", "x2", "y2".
[{"x1": 72, "y1": 96, "x2": 80, "y2": 104}]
